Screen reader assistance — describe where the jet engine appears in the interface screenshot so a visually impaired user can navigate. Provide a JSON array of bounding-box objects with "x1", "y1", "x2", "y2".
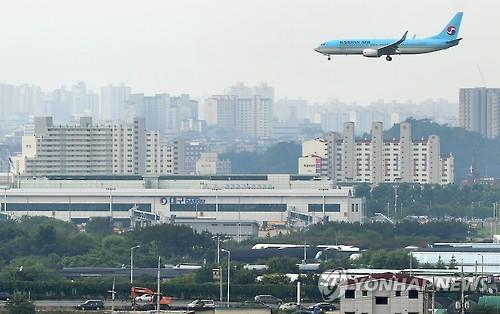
[{"x1": 362, "y1": 49, "x2": 380, "y2": 57}]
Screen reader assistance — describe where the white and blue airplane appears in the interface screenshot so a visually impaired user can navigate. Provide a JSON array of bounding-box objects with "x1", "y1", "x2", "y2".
[{"x1": 314, "y1": 12, "x2": 463, "y2": 61}]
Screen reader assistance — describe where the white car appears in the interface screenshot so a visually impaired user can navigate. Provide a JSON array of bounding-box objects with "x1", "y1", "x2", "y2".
[
  {"x1": 188, "y1": 299, "x2": 215, "y2": 309},
  {"x1": 279, "y1": 302, "x2": 300, "y2": 311},
  {"x1": 135, "y1": 294, "x2": 154, "y2": 302}
]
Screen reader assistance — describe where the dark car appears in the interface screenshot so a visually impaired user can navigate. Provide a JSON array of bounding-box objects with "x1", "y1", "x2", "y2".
[
  {"x1": 0, "y1": 292, "x2": 11, "y2": 301},
  {"x1": 76, "y1": 300, "x2": 105, "y2": 310},
  {"x1": 307, "y1": 302, "x2": 336, "y2": 312},
  {"x1": 254, "y1": 295, "x2": 283, "y2": 305}
]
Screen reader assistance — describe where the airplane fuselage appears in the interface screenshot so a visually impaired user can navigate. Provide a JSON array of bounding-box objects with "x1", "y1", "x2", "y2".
[
  {"x1": 315, "y1": 38, "x2": 458, "y2": 56},
  {"x1": 315, "y1": 12, "x2": 463, "y2": 60}
]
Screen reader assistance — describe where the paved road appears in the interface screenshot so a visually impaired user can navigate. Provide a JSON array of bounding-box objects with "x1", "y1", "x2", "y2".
[{"x1": 0, "y1": 299, "x2": 249, "y2": 308}]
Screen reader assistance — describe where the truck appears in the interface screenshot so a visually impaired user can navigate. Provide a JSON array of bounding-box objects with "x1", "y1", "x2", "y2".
[{"x1": 131, "y1": 286, "x2": 172, "y2": 311}]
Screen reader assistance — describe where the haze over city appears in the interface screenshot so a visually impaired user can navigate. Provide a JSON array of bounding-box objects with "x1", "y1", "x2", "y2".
[{"x1": 1, "y1": 0, "x2": 499, "y2": 103}]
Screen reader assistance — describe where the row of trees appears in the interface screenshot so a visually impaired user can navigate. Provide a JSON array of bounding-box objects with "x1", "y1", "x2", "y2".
[
  {"x1": 248, "y1": 221, "x2": 469, "y2": 250},
  {"x1": 0, "y1": 216, "x2": 218, "y2": 282},
  {"x1": 356, "y1": 182, "x2": 500, "y2": 218}
]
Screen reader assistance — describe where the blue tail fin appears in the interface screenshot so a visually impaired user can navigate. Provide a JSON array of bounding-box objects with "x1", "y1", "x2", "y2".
[{"x1": 431, "y1": 12, "x2": 463, "y2": 40}]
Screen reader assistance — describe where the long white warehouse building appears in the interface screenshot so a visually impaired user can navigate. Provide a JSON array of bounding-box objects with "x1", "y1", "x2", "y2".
[{"x1": 0, "y1": 174, "x2": 365, "y2": 225}]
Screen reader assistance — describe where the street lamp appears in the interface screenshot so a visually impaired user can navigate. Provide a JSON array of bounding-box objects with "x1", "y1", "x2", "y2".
[
  {"x1": 215, "y1": 236, "x2": 223, "y2": 303},
  {"x1": 393, "y1": 184, "x2": 399, "y2": 217},
  {"x1": 13, "y1": 265, "x2": 23, "y2": 282},
  {"x1": 106, "y1": 187, "x2": 116, "y2": 222},
  {"x1": 130, "y1": 245, "x2": 141, "y2": 284},
  {"x1": 477, "y1": 254, "x2": 484, "y2": 278},
  {"x1": 2, "y1": 186, "x2": 9, "y2": 215},
  {"x1": 221, "y1": 249, "x2": 231, "y2": 307},
  {"x1": 211, "y1": 187, "x2": 222, "y2": 213},
  {"x1": 319, "y1": 188, "x2": 329, "y2": 223}
]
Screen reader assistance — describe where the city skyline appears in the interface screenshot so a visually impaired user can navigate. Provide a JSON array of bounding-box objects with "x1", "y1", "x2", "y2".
[{"x1": 0, "y1": 0, "x2": 498, "y2": 103}]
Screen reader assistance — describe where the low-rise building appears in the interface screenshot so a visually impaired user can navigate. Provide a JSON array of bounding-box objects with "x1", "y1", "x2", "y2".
[
  {"x1": 3, "y1": 174, "x2": 365, "y2": 226},
  {"x1": 172, "y1": 218, "x2": 258, "y2": 242},
  {"x1": 340, "y1": 272, "x2": 428, "y2": 314},
  {"x1": 412, "y1": 242, "x2": 500, "y2": 273}
]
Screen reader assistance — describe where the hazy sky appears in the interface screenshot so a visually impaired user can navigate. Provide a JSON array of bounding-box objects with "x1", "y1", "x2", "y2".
[{"x1": 0, "y1": 0, "x2": 498, "y2": 104}]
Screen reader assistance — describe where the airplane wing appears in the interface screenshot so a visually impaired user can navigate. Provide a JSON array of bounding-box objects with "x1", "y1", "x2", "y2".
[{"x1": 378, "y1": 31, "x2": 408, "y2": 55}]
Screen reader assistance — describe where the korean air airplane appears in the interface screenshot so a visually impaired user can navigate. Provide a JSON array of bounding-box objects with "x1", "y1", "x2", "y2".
[{"x1": 314, "y1": 12, "x2": 463, "y2": 61}]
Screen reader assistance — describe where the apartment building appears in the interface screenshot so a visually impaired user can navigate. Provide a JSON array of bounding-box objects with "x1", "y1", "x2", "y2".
[
  {"x1": 12, "y1": 117, "x2": 218, "y2": 177},
  {"x1": 205, "y1": 88, "x2": 272, "y2": 138},
  {"x1": 298, "y1": 121, "x2": 454, "y2": 185},
  {"x1": 459, "y1": 87, "x2": 500, "y2": 139},
  {"x1": 195, "y1": 152, "x2": 232, "y2": 175},
  {"x1": 13, "y1": 117, "x2": 149, "y2": 176}
]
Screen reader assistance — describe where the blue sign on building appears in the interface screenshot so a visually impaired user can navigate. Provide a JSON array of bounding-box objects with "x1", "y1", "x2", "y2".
[{"x1": 160, "y1": 197, "x2": 206, "y2": 206}]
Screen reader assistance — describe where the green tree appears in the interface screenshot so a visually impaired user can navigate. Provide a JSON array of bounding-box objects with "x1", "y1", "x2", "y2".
[
  {"x1": 259, "y1": 274, "x2": 290, "y2": 285},
  {"x1": 435, "y1": 256, "x2": 446, "y2": 269},
  {"x1": 232, "y1": 269, "x2": 257, "y2": 284},
  {"x1": 221, "y1": 142, "x2": 301, "y2": 174},
  {"x1": 194, "y1": 267, "x2": 214, "y2": 283},
  {"x1": 5, "y1": 293, "x2": 35, "y2": 314},
  {"x1": 448, "y1": 255, "x2": 458, "y2": 269},
  {"x1": 266, "y1": 256, "x2": 299, "y2": 274},
  {"x1": 85, "y1": 217, "x2": 113, "y2": 236}
]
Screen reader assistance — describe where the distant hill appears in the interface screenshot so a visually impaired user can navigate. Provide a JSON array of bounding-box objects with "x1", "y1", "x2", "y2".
[
  {"x1": 221, "y1": 141, "x2": 301, "y2": 174},
  {"x1": 384, "y1": 119, "x2": 500, "y2": 179},
  {"x1": 223, "y1": 120, "x2": 500, "y2": 179}
]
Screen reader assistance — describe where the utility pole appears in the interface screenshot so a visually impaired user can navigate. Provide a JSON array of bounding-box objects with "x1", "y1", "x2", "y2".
[
  {"x1": 431, "y1": 276, "x2": 435, "y2": 314},
  {"x1": 108, "y1": 277, "x2": 116, "y2": 313},
  {"x1": 217, "y1": 236, "x2": 222, "y2": 303},
  {"x1": 157, "y1": 256, "x2": 161, "y2": 314},
  {"x1": 106, "y1": 187, "x2": 116, "y2": 223},
  {"x1": 393, "y1": 185, "x2": 399, "y2": 217},
  {"x1": 491, "y1": 203, "x2": 497, "y2": 240},
  {"x1": 460, "y1": 261, "x2": 465, "y2": 314},
  {"x1": 409, "y1": 251, "x2": 413, "y2": 276},
  {"x1": 303, "y1": 241, "x2": 307, "y2": 262},
  {"x1": 494, "y1": 203, "x2": 498, "y2": 237},
  {"x1": 130, "y1": 245, "x2": 140, "y2": 284},
  {"x1": 221, "y1": 249, "x2": 231, "y2": 307}
]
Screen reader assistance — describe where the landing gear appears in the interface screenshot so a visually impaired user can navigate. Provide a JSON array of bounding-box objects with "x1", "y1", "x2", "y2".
[
  {"x1": 386, "y1": 55, "x2": 393, "y2": 61},
  {"x1": 327, "y1": 56, "x2": 331, "y2": 61}
]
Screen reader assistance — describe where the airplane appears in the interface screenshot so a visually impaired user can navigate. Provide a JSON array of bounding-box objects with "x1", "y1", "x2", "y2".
[{"x1": 314, "y1": 12, "x2": 463, "y2": 61}]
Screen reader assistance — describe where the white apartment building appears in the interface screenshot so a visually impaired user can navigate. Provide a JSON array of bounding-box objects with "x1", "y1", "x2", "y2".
[
  {"x1": 100, "y1": 83, "x2": 131, "y2": 121},
  {"x1": 298, "y1": 121, "x2": 454, "y2": 185},
  {"x1": 459, "y1": 87, "x2": 500, "y2": 139},
  {"x1": 12, "y1": 116, "x2": 213, "y2": 177},
  {"x1": 340, "y1": 273, "x2": 428, "y2": 314},
  {"x1": 205, "y1": 93, "x2": 272, "y2": 138},
  {"x1": 13, "y1": 117, "x2": 151, "y2": 176},
  {"x1": 13, "y1": 117, "x2": 114, "y2": 176},
  {"x1": 299, "y1": 138, "x2": 328, "y2": 176},
  {"x1": 195, "y1": 152, "x2": 231, "y2": 175}
]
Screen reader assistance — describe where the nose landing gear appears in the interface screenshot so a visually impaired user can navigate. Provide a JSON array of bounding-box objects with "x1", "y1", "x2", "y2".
[
  {"x1": 386, "y1": 56, "x2": 393, "y2": 61},
  {"x1": 327, "y1": 56, "x2": 331, "y2": 61}
]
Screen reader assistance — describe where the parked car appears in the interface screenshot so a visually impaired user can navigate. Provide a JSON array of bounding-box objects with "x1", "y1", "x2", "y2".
[
  {"x1": 254, "y1": 295, "x2": 283, "y2": 305},
  {"x1": 0, "y1": 292, "x2": 11, "y2": 301},
  {"x1": 307, "y1": 302, "x2": 336, "y2": 312},
  {"x1": 135, "y1": 294, "x2": 154, "y2": 302},
  {"x1": 279, "y1": 302, "x2": 302, "y2": 311},
  {"x1": 76, "y1": 300, "x2": 104, "y2": 310},
  {"x1": 187, "y1": 299, "x2": 215, "y2": 309}
]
